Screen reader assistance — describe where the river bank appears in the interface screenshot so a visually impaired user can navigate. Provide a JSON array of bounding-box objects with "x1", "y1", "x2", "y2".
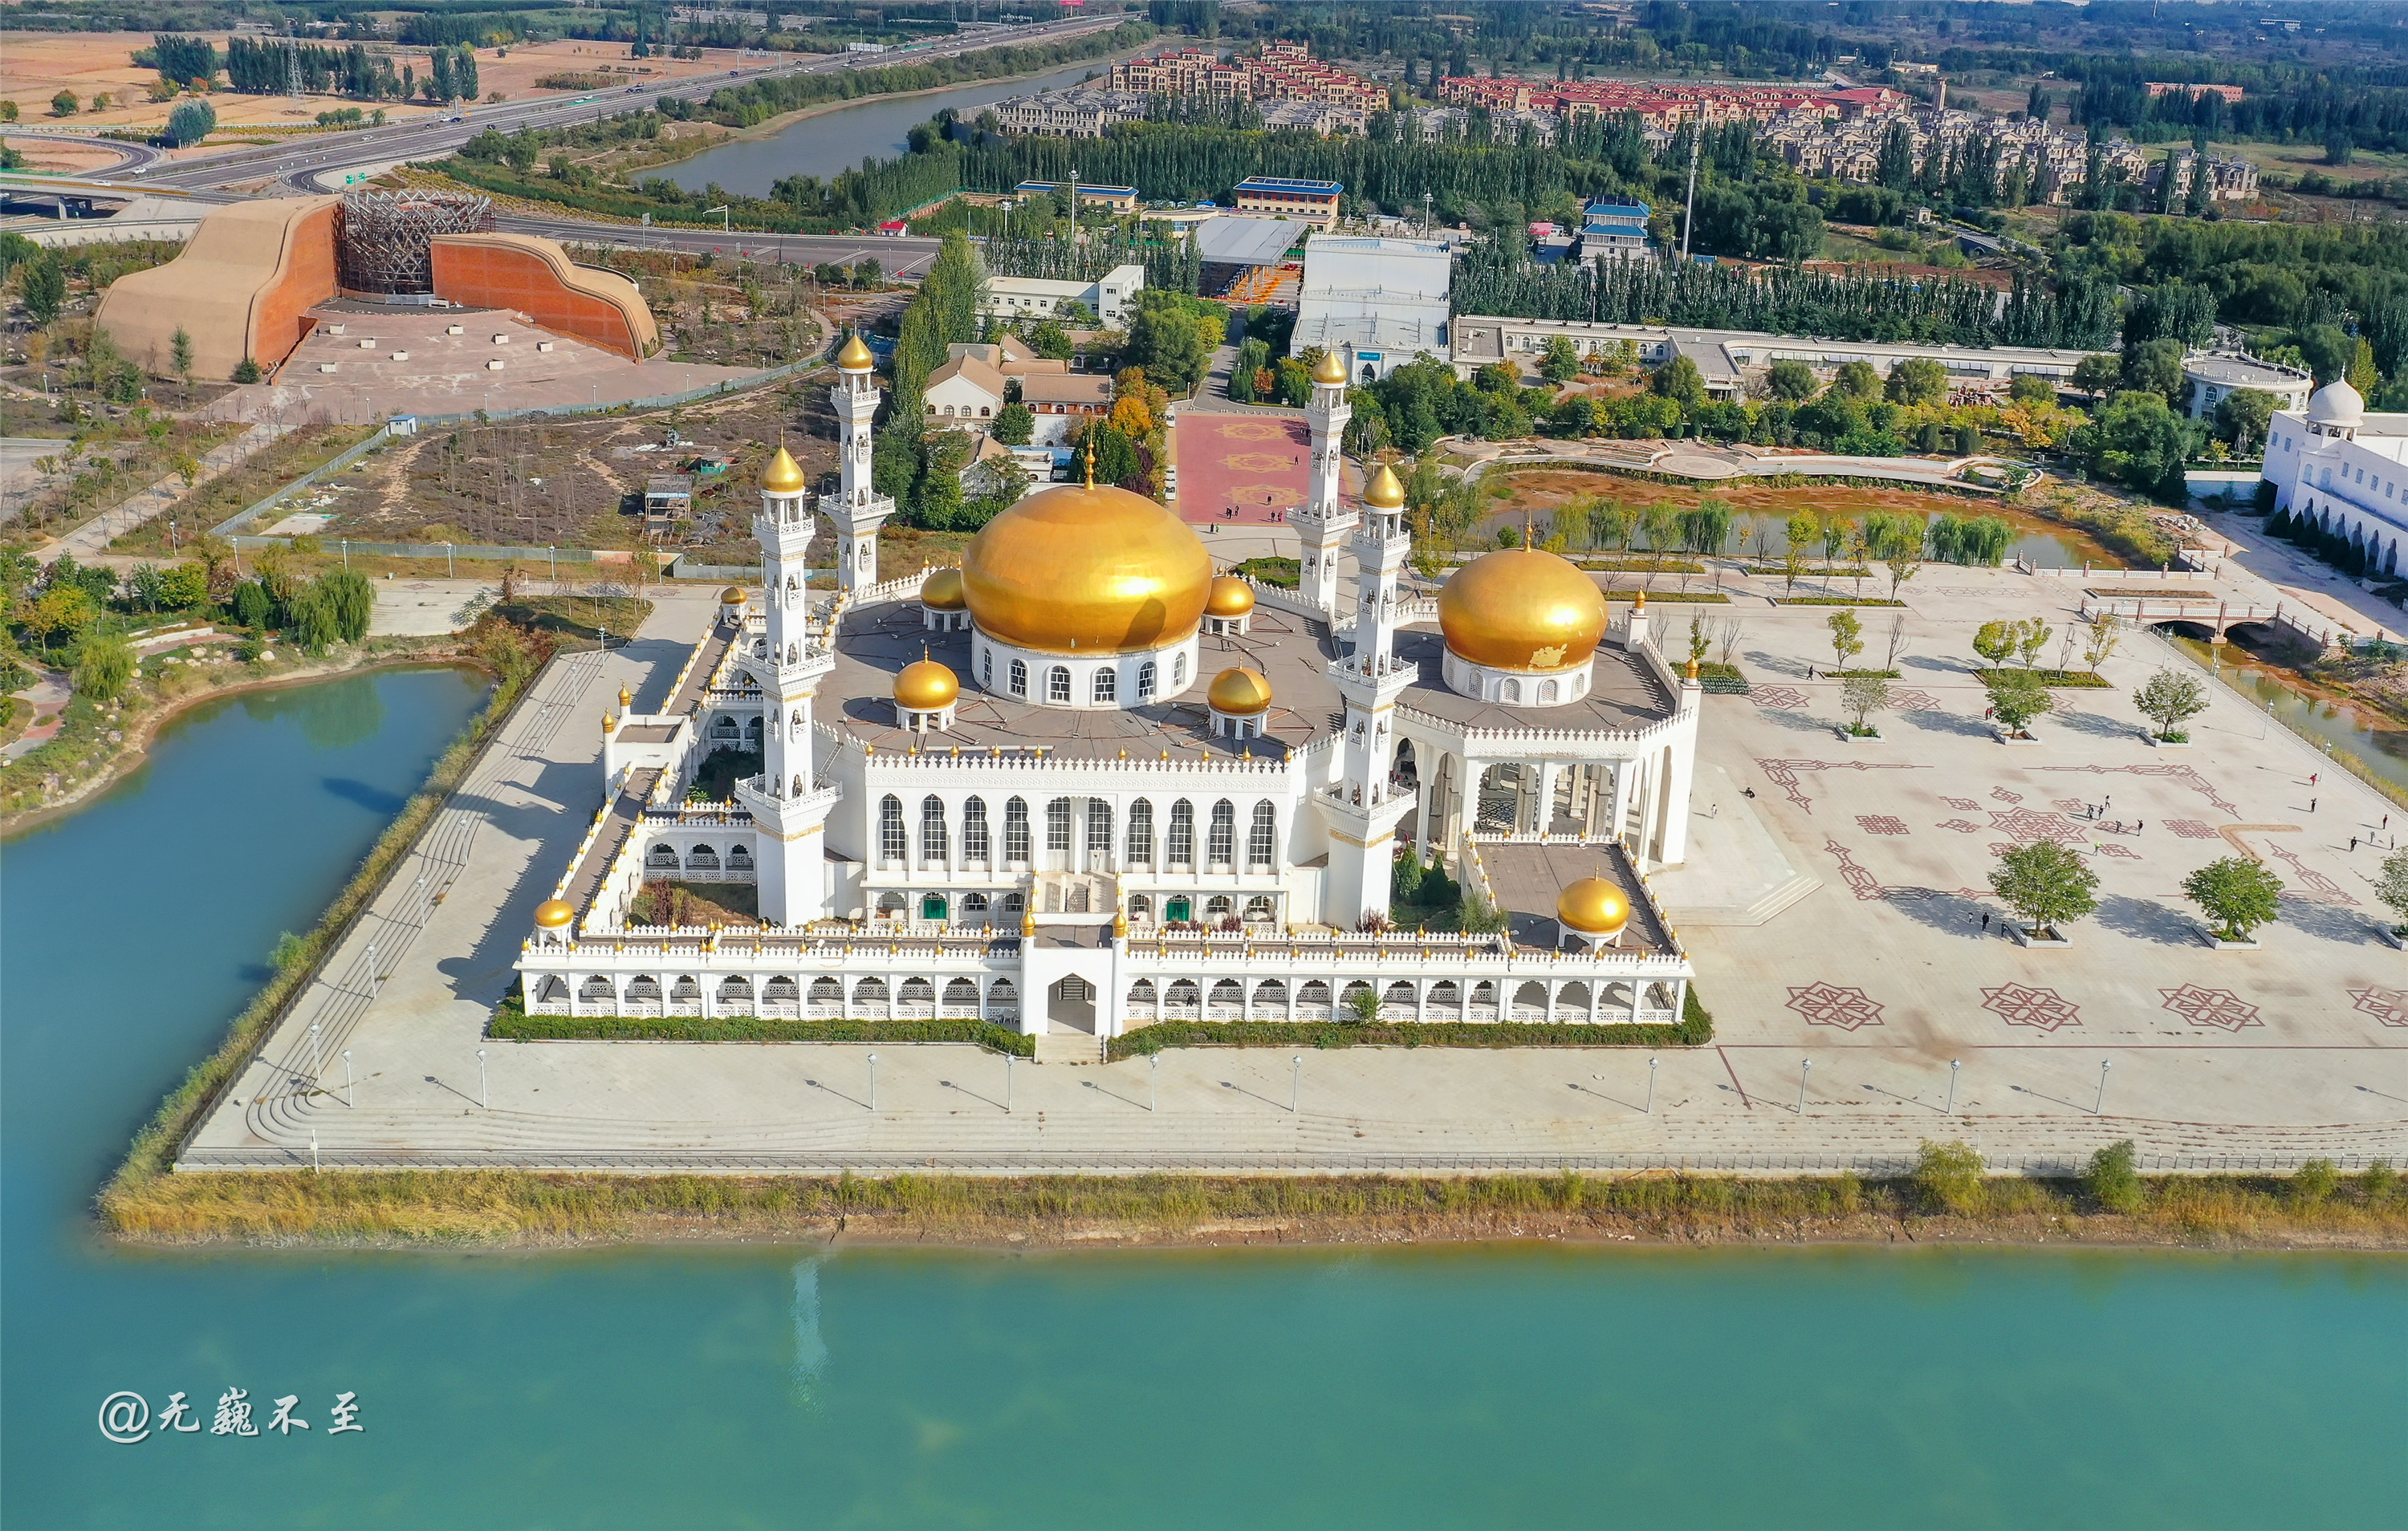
[{"x1": 100, "y1": 1166, "x2": 2408, "y2": 1251}]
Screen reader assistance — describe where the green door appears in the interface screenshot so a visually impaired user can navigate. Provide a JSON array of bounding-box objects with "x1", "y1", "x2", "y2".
[
  {"x1": 921, "y1": 894, "x2": 948, "y2": 921},
  {"x1": 1165, "y1": 896, "x2": 1192, "y2": 923}
]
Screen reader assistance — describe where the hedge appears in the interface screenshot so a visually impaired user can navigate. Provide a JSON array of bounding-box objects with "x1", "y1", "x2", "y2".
[
  {"x1": 490, "y1": 997, "x2": 1034, "y2": 1055},
  {"x1": 1971, "y1": 667, "x2": 2113, "y2": 688}
]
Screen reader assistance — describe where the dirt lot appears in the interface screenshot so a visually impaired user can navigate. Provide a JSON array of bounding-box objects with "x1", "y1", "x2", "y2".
[{"x1": 0, "y1": 32, "x2": 748, "y2": 132}]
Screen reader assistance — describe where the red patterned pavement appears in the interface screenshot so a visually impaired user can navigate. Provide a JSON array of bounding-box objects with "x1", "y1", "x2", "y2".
[{"x1": 1173, "y1": 412, "x2": 1310, "y2": 526}]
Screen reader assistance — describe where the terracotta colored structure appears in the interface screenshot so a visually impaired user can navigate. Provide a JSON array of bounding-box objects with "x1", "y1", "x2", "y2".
[
  {"x1": 93, "y1": 196, "x2": 340, "y2": 380},
  {"x1": 430, "y1": 234, "x2": 659, "y2": 360}
]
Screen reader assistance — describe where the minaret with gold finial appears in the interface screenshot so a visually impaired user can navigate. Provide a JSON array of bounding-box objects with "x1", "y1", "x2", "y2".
[
  {"x1": 1294, "y1": 347, "x2": 1357, "y2": 617},
  {"x1": 738, "y1": 429, "x2": 838, "y2": 926},
  {"x1": 828, "y1": 331, "x2": 892, "y2": 591},
  {"x1": 1315, "y1": 453, "x2": 1421, "y2": 929}
]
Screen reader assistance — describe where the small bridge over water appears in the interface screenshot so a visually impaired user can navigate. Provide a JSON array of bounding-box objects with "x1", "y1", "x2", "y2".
[{"x1": 2078, "y1": 591, "x2": 2393, "y2": 653}]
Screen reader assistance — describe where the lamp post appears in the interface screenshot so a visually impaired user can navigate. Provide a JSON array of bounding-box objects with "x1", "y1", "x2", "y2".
[
  {"x1": 1796, "y1": 1058, "x2": 1811, "y2": 1115},
  {"x1": 477, "y1": 1048, "x2": 488, "y2": 1109},
  {"x1": 1150, "y1": 1052, "x2": 1160, "y2": 1113},
  {"x1": 309, "y1": 1017, "x2": 322, "y2": 1090},
  {"x1": 868, "y1": 1053, "x2": 879, "y2": 1113},
  {"x1": 311, "y1": 1129, "x2": 319, "y2": 1172},
  {"x1": 1291, "y1": 1055, "x2": 1302, "y2": 1115},
  {"x1": 342, "y1": 1049, "x2": 353, "y2": 1108},
  {"x1": 364, "y1": 943, "x2": 376, "y2": 993},
  {"x1": 2096, "y1": 1058, "x2": 2110, "y2": 1116},
  {"x1": 1946, "y1": 1058, "x2": 1960, "y2": 1116},
  {"x1": 1004, "y1": 1051, "x2": 1013, "y2": 1114},
  {"x1": 1646, "y1": 1056, "x2": 1658, "y2": 1115}
]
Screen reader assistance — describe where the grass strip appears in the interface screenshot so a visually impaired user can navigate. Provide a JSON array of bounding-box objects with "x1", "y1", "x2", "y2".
[
  {"x1": 492, "y1": 1000, "x2": 1034, "y2": 1056},
  {"x1": 99, "y1": 1164, "x2": 2408, "y2": 1248},
  {"x1": 1971, "y1": 667, "x2": 2114, "y2": 688}
]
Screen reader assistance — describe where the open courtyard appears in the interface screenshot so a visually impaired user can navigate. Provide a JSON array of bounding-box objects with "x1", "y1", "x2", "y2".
[{"x1": 180, "y1": 551, "x2": 2408, "y2": 1176}]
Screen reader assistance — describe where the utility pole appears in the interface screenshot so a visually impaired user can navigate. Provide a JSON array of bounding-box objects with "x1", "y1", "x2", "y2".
[{"x1": 1681, "y1": 122, "x2": 1700, "y2": 262}]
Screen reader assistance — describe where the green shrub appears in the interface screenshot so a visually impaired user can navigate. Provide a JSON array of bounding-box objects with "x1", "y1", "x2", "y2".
[
  {"x1": 2084, "y1": 1139, "x2": 2144, "y2": 1212},
  {"x1": 2292, "y1": 1158, "x2": 2340, "y2": 1204},
  {"x1": 1914, "y1": 1139, "x2": 1986, "y2": 1214},
  {"x1": 490, "y1": 1000, "x2": 1034, "y2": 1055},
  {"x1": 2363, "y1": 1160, "x2": 2396, "y2": 1204}
]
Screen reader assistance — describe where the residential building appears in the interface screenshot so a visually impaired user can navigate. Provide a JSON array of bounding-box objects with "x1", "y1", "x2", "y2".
[
  {"x1": 2182, "y1": 351, "x2": 2312, "y2": 420},
  {"x1": 1012, "y1": 181, "x2": 1141, "y2": 213},
  {"x1": 1235, "y1": 177, "x2": 1344, "y2": 228},
  {"x1": 1576, "y1": 198, "x2": 1653, "y2": 265},
  {"x1": 978, "y1": 263, "x2": 1146, "y2": 327}
]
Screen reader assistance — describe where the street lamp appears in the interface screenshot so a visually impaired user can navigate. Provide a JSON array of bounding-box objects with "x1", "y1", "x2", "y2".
[
  {"x1": 868, "y1": 1052, "x2": 879, "y2": 1112},
  {"x1": 1291, "y1": 1055, "x2": 1303, "y2": 1115},
  {"x1": 2096, "y1": 1058, "x2": 2111, "y2": 1116},
  {"x1": 309, "y1": 1017, "x2": 322, "y2": 1090},
  {"x1": 478, "y1": 1048, "x2": 488, "y2": 1108},
  {"x1": 1796, "y1": 1058, "x2": 1812, "y2": 1115},
  {"x1": 1946, "y1": 1058, "x2": 1960, "y2": 1116},
  {"x1": 1150, "y1": 1052, "x2": 1160, "y2": 1113},
  {"x1": 1646, "y1": 1056, "x2": 1658, "y2": 1115},
  {"x1": 342, "y1": 1049, "x2": 354, "y2": 1108},
  {"x1": 1004, "y1": 1050, "x2": 1013, "y2": 1114}
]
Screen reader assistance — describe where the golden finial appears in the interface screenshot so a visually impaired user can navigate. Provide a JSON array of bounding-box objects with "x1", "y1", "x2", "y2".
[
  {"x1": 1112, "y1": 905, "x2": 1129, "y2": 939},
  {"x1": 1084, "y1": 445, "x2": 1096, "y2": 490},
  {"x1": 602, "y1": 712, "x2": 616, "y2": 733},
  {"x1": 1684, "y1": 657, "x2": 1700, "y2": 681},
  {"x1": 619, "y1": 684, "x2": 633, "y2": 709},
  {"x1": 1021, "y1": 909, "x2": 1037, "y2": 937},
  {"x1": 1633, "y1": 588, "x2": 1646, "y2": 611}
]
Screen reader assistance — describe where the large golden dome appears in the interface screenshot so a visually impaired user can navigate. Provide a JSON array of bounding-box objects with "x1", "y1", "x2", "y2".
[
  {"x1": 1206, "y1": 665, "x2": 1273, "y2": 715},
  {"x1": 1556, "y1": 876, "x2": 1631, "y2": 936},
  {"x1": 1205, "y1": 575, "x2": 1255, "y2": 617},
  {"x1": 920, "y1": 567, "x2": 966, "y2": 610},
  {"x1": 1438, "y1": 547, "x2": 1608, "y2": 672},
  {"x1": 836, "y1": 332, "x2": 874, "y2": 369},
  {"x1": 894, "y1": 656, "x2": 959, "y2": 710},
  {"x1": 1365, "y1": 461, "x2": 1406, "y2": 509},
  {"x1": 1312, "y1": 350, "x2": 1347, "y2": 384},
  {"x1": 534, "y1": 898, "x2": 576, "y2": 929},
  {"x1": 961, "y1": 482, "x2": 1210, "y2": 655}
]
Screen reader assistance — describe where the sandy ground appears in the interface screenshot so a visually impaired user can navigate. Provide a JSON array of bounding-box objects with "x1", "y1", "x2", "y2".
[{"x1": 0, "y1": 32, "x2": 751, "y2": 132}]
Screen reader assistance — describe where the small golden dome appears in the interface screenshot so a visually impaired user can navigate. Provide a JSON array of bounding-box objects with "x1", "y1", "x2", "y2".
[
  {"x1": 1312, "y1": 350, "x2": 1347, "y2": 385},
  {"x1": 1557, "y1": 876, "x2": 1632, "y2": 936},
  {"x1": 761, "y1": 441, "x2": 807, "y2": 493},
  {"x1": 1365, "y1": 461, "x2": 1406, "y2": 510},
  {"x1": 720, "y1": 585, "x2": 747, "y2": 606},
  {"x1": 534, "y1": 898, "x2": 576, "y2": 929},
  {"x1": 1207, "y1": 665, "x2": 1273, "y2": 716},
  {"x1": 1205, "y1": 575, "x2": 1256, "y2": 617},
  {"x1": 602, "y1": 712, "x2": 616, "y2": 733},
  {"x1": 837, "y1": 332, "x2": 874, "y2": 370},
  {"x1": 618, "y1": 684, "x2": 633, "y2": 709},
  {"x1": 920, "y1": 567, "x2": 966, "y2": 611},
  {"x1": 1438, "y1": 547, "x2": 1608, "y2": 672},
  {"x1": 894, "y1": 656, "x2": 959, "y2": 710},
  {"x1": 961, "y1": 481, "x2": 1211, "y2": 655}
]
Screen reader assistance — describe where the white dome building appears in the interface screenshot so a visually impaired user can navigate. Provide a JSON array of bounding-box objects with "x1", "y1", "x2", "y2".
[{"x1": 2262, "y1": 374, "x2": 2408, "y2": 580}]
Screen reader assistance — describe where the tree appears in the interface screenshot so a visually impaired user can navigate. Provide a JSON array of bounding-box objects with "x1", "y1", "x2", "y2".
[
  {"x1": 1782, "y1": 510, "x2": 1817, "y2": 595},
  {"x1": 1984, "y1": 671, "x2": 2053, "y2": 737},
  {"x1": 2119, "y1": 338, "x2": 2188, "y2": 406},
  {"x1": 1841, "y1": 673, "x2": 1890, "y2": 736},
  {"x1": 1538, "y1": 335, "x2": 1580, "y2": 383},
  {"x1": 2081, "y1": 611, "x2": 2121, "y2": 673},
  {"x1": 2374, "y1": 847, "x2": 2408, "y2": 936},
  {"x1": 165, "y1": 98, "x2": 216, "y2": 147},
  {"x1": 1649, "y1": 355, "x2": 1706, "y2": 409},
  {"x1": 1832, "y1": 359, "x2": 1882, "y2": 402},
  {"x1": 1826, "y1": 608, "x2": 1864, "y2": 671},
  {"x1": 2183, "y1": 855, "x2": 2283, "y2": 941},
  {"x1": 2213, "y1": 388, "x2": 2276, "y2": 454},
  {"x1": 1887, "y1": 356, "x2": 1947, "y2": 406},
  {"x1": 18, "y1": 256, "x2": 66, "y2": 326},
  {"x1": 2015, "y1": 617, "x2": 2052, "y2": 670},
  {"x1": 51, "y1": 90, "x2": 79, "y2": 117},
  {"x1": 1913, "y1": 1140, "x2": 1985, "y2": 1215},
  {"x1": 2084, "y1": 1139, "x2": 2144, "y2": 1212},
  {"x1": 231, "y1": 357, "x2": 262, "y2": 384},
  {"x1": 1125, "y1": 291, "x2": 1213, "y2": 394},
  {"x1": 991, "y1": 400, "x2": 1034, "y2": 445},
  {"x1": 2070, "y1": 390, "x2": 2203, "y2": 502},
  {"x1": 1767, "y1": 358, "x2": 1817, "y2": 401},
  {"x1": 169, "y1": 326, "x2": 193, "y2": 384},
  {"x1": 2134, "y1": 669, "x2": 2207, "y2": 740},
  {"x1": 1973, "y1": 619, "x2": 2015, "y2": 668},
  {"x1": 318, "y1": 568, "x2": 375, "y2": 643},
  {"x1": 2070, "y1": 352, "x2": 2122, "y2": 395},
  {"x1": 2009, "y1": 373, "x2": 2056, "y2": 406},
  {"x1": 1988, "y1": 840, "x2": 2100, "y2": 938},
  {"x1": 73, "y1": 632, "x2": 135, "y2": 702}
]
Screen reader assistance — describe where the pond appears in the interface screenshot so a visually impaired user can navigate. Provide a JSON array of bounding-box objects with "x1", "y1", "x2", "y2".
[{"x1": 2171, "y1": 631, "x2": 2408, "y2": 801}]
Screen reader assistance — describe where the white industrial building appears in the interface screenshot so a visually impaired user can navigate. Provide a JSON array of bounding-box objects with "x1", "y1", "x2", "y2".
[
  {"x1": 978, "y1": 263, "x2": 1146, "y2": 327},
  {"x1": 1292, "y1": 234, "x2": 1453, "y2": 383}
]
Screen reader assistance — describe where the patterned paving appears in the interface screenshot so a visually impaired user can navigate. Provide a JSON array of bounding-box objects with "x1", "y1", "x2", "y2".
[
  {"x1": 1856, "y1": 814, "x2": 1910, "y2": 836},
  {"x1": 2093, "y1": 842, "x2": 2142, "y2": 859},
  {"x1": 1941, "y1": 796, "x2": 1979, "y2": 811},
  {"x1": 2036, "y1": 762, "x2": 2243, "y2": 819},
  {"x1": 1784, "y1": 981, "x2": 1885, "y2": 1030},
  {"x1": 2265, "y1": 841, "x2": 2357, "y2": 904},
  {"x1": 1980, "y1": 984, "x2": 2082, "y2": 1031},
  {"x1": 2159, "y1": 985, "x2": 2264, "y2": 1031},
  {"x1": 1891, "y1": 690, "x2": 1945, "y2": 712},
  {"x1": 1936, "y1": 818, "x2": 1982, "y2": 833},
  {"x1": 2350, "y1": 987, "x2": 2408, "y2": 1026},
  {"x1": 1991, "y1": 787, "x2": 2023, "y2": 803},
  {"x1": 1987, "y1": 805, "x2": 2088, "y2": 846},
  {"x1": 1172, "y1": 413, "x2": 1308, "y2": 526},
  {"x1": 1755, "y1": 757, "x2": 1923, "y2": 812},
  {"x1": 2166, "y1": 819, "x2": 2219, "y2": 839},
  {"x1": 1749, "y1": 684, "x2": 1808, "y2": 710}
]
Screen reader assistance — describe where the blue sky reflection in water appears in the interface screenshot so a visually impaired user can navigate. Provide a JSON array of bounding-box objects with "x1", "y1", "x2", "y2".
[{"x1": 2, "y1": 667, "x2": 2402, "y2": 1530}]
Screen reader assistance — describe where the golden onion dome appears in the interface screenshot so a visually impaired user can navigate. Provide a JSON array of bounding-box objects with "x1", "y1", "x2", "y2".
[
  {"x1": 1206, "y1": 665, "x2": 1274, "y2": 716},
  {"x1": 1438, "y1": 547, "x2": 1609, "y2": 672},
  {"x1": 619, "y1": 684, "x2": 633, "y2": 709},
  {"x1": 894, "y1": 656, "x2": 960, "y2": 710},
  {"x1": 1205, "y1": 575, "x2": 1256, "y2": 618},
  {"x1": 920, "y1": 567, "x2": 967, "y2": 611},
  {"x1": 761, "y1": 442, "x2": 807, "y2": 493},
  {"x1": 534, "y1": 898, "x2": 576, "y2": 929},
  {"x1": 720, "y1": 585, "x2": 747, "y2": 607},
  {"x1": 961, "y1": 481, "x2": 1210, "y2": 655},
  {"x1": 1365, "y1": 461, "x2": 1406, "y2": 510},
  {"x1": 836, "y1": 332, "x2": 874, "y2": 370},
  {"x1": 1312, "y1": 350, "x2": 1347, "y2": 385},
  {"x1": 1557, "y1": 876, "x2": 1632, "y2": 936}
]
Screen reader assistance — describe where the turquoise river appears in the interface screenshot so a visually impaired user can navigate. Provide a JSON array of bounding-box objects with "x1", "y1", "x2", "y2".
[{"x1": 3, "y1": 668, "x2": 2402, "y2": 1529}]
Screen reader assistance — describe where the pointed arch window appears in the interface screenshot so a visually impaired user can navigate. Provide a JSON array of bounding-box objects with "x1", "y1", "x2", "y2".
[
  {"x1": 1248, "y1": 802, "x2": 1276, "y2": 869},
  {"x1": 1167, "y1": 799, "x2": 1196, "y2": 867},
  {"x1": 1207, "y1": 799, "x2": 1236, "y2": 867},
  {"x1": 878, "y1": 795, "x2": 907, "y2": 863},
  {"x1": 1003, "y1": 797, "x2": 1031, "y2": 863},
  {"x1": 1125, "y1": 798, "x2": 1154, "y2": 864},
  {"x1": 919, "y1": 796, "x2": 949, "y2": 864},
  {"x1": 962, "y1": 797, "x2": 990, "y2": 863}
]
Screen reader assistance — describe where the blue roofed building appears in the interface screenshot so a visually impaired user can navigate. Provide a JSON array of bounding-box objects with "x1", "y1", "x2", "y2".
[
  {"x1": 1234, "y1": 177, "x2": 1344, "y2": 229},
  {"x1": 1578, "y1": 198, "x2": 1653, "y2": 265}
]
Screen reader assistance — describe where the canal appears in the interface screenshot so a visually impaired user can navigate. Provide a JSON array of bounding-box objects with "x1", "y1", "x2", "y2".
[{"x1": 2, "y1": 668, "x2": 2402, "y2": 1528}]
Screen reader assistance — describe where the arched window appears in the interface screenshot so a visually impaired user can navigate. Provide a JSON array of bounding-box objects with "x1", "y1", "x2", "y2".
[
  {"x1": 1087, "y1": 798, "x2": 1114, "y2": 860},
  {"x1": 807, "y1": 977, "x2": 842, "y2": 1003},
  {"x1": 1125, "y1": 798, "x2": 1154, "y2": 863},
  {"x1": 1207, "y1": 799, "x2": 1236, "y2": 866},
  {"x1": 1501, "y1": 678, "x2": 1522, "y2": 704},
  {"x1": 1002, "y1": 891, "x2": 1025, "y2": 914},
  {"x1": 1047, "y1": 666, "x2": 1072, "y2": 702},
  {"x1": 1129, "y1": 894, "x2": 1153, "y2": 920},
  {"x1": 1204, "y1": 894, "x2": 1234, "y2": 919},
  {"x1": 1248, "y1": 802, "x2": 1276, "y2": 868},
  {"x1": 762, "y1": 976, "x2": 800, "y2": 1002},
  {"x1": 1003, "y1": 797, "x2": 1031, "y2": 863},
  {"x1": 962, "y1": 797, "x2": 990, "y2": 862},
  {"x1": 1045, "y1": 797, "x2": 1072, "y2": 855},
  {"x1": 1167, "y1": 799, "x2": 1196, "y2": 866},
  {"x1": 1538, "y1": 678, "x2": 1559, "y2": 704},
  {"x1": 1245, "y1": 894, "x2": 1275, "y2": 922},
  {"x1": 878, "y1": 795, "x2": 906, "y2": 863},
  {"x1": 1010, "y1": 658, "x2": 1027, "y2": 697},
  {"x1": 1136, "y1": 660, "x2": 1157, "y2": 701},
  {"x1": 718, "y1": 976, "x2": 755, "y2": 1006},
  {"x1": 853, "y1": 977, "x2": 889, "y2": 1007},
  {"x1": 982, "y1": 649, "x2": 993, "y2": 688},
  {"x1": 874, "y1": 892, "x2": 905, "y2": 919},
  {"x1": 919, "y1": 795, "x2": 949, "y2": 863},
  {"x1": 1092, "y1": 666, "x2": 1116, "y2": 703},
  {"x1": 1173, "y1": 653, "x2": 1187, "y2": 688},
  {"x1": 962, "y1": 891, "x2": 990, "y2": 919}
]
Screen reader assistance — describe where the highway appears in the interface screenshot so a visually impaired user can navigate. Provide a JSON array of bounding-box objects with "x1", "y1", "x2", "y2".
[{"x1": 5, "y1": 13, "x2": 1119, "y2": 267}]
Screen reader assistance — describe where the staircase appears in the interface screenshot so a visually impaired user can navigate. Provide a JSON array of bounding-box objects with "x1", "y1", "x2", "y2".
[{"x1": 1032, "y1": 1031, "x2": 1105, "y2": 1066}]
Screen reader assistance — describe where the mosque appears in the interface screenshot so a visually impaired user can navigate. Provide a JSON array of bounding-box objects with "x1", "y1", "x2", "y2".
[
  {"x1": 515, "y1": 340, "x2": 1699, "y2": 1040},
  {"x1": 2260, "y1": 377, "x2": 2408, "y2": 579}
]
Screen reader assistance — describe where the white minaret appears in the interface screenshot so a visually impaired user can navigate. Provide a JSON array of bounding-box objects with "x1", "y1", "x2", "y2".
[
  {"x1": 828, "y1": 332, "x2": 893, "y2": 591},
  {"x1": 1315, "y1": 459, "x2": 1419, "y2": 928},
  {"x1": 734, "y1": 437, "x2": 838, "y2": 925},
  {"x1": 1293, "y1": 349, "x2": 1357, "y2": 617}
]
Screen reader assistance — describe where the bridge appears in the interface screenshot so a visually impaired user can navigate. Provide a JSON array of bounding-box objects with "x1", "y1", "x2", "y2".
[{"x1": 2077, "y1": 591, "x2": 2394, "y2": 653}]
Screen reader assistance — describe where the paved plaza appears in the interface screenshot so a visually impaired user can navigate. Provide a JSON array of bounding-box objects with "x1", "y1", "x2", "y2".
[{"x1": 182, "y1": 549, "x2": 2408, "y2": 1176}]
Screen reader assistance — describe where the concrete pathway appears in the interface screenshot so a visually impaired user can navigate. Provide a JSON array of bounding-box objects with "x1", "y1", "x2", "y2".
[{"x1": 35, "y1": 421, "x2": 291, "y2": 567}]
